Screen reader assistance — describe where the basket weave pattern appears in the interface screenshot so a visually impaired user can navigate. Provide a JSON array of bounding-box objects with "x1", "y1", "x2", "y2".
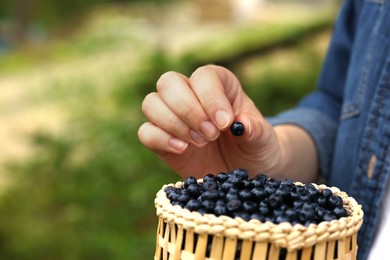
[{"x1": 154, "y1": 181, "x2": 364, "y2": 260}]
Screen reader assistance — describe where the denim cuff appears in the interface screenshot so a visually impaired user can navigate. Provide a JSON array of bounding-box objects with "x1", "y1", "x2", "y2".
[{"x1": 267, "y1": 108, "x2": 338, "y2": 181}]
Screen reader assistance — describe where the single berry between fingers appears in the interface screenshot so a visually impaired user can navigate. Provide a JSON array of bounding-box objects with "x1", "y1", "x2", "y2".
[{"x1": 230, "y1": 121, "x2": 245, "y2": 136}]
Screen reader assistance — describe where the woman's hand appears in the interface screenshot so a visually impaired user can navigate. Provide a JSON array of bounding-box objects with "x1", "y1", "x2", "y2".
[{"x1": 138, "y1": 65, "x2": 318, "y2": 182}]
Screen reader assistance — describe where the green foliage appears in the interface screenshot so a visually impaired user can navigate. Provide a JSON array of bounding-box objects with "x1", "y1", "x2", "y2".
[
  {"x1": 2, "y1": 109, "x2": 178, "y2": 259},
  {"x1": 0, "y1": 0, "x2": 175, "y2": 29},
  {"x1": 236, "y1": 41, "x2": 325, "y2": 116}
]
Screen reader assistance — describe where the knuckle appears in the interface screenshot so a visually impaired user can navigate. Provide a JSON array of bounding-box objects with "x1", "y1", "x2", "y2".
[
  {"x1": 137, "y1": 123, "x2": 150, "y2": 144},
  {"x1": 156, "y1": 71, "x2": 179, "y2": 92},
  {"x1": 167, "y1": 114, "x2": 188, "y2": 135},
  {"x1": 141, "y1": 92, "x2": 157, "y2": 114},
  {"x1": 191, "y1": 65, "x2": 213, "y2": 79},
  {"x1": 180, "y1": 104, "x2": 198, "y2": 122}
]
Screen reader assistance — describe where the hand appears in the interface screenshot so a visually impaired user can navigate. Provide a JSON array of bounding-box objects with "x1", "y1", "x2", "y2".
[{"x1": 138, "y1": 65, "x2": 284, "y2": 179}]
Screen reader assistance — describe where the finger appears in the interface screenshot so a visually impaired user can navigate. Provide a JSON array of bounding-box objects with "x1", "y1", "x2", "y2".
[
  {"x1": 189, "y1": 65, "x2": 237, "y2": 130},
  {"x1": 138, "y1": 122, "x2": 189, "y2": 154},
  {"x1": 142, "y1": 92, "x2": 193, "y2": 144},
  {"x1": 157, "y1": 71, "x2": 219, "y2": 142}
]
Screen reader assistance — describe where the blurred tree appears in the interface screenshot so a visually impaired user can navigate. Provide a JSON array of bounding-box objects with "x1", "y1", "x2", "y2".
[
  {"x1": 14, "y1": 0, "x2": 33, "y2": 44},
  {"x1": 0, "y1": 0, "x2": 173, "y2": 46}
]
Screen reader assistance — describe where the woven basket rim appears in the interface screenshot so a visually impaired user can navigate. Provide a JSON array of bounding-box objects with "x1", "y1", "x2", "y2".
[{"x1": 155, "y1": 180, "x2": 364, "y2": 250}]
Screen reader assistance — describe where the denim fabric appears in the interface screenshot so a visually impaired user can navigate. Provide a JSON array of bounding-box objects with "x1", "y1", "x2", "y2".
[{"x1": 268, "y1": 0, "x2": 390, "y2": 259}]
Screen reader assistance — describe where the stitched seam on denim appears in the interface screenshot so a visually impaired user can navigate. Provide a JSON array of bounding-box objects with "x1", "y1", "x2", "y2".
[{"x1": 352, "y1": 58, "x2": 390, "y2": 258}]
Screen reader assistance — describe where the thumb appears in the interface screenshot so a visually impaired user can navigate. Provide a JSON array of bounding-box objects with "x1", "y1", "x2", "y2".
[{"x1": 231, "y1": 114, "x2": 281, "y2": 170}]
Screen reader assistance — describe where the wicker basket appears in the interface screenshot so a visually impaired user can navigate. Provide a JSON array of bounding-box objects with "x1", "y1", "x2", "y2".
[{"x1": 154, "y1": 181, "x2": 364, "y2": 260}]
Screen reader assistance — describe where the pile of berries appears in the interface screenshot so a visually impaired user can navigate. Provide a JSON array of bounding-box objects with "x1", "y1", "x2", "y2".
[{"x1": 164, "y1": 168, "x2": 348, "y2": 226}]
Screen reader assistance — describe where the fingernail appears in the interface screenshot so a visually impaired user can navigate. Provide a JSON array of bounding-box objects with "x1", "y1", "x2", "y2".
[
  {"x1": 190, "y1": 130, "x2": 208, "y2": 145},
  {"x1": 215, "y1": 110, "x2": 230, "y2": 129},
  {"x1": 200, "y1": 121, "x2": 219, "y2": 140},
  {"x1": 168, "y1": 138, "x2": 188, "y2": 151}
]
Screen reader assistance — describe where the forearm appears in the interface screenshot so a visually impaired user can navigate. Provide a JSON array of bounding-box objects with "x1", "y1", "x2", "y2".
[{"x1": 270, "y1": 125, "x2": 319, "y2": 183}]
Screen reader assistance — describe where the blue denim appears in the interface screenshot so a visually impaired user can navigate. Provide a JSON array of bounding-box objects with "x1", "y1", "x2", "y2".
[{"x1": 269, "y1": 0, "x2": 390, "y2": 259}]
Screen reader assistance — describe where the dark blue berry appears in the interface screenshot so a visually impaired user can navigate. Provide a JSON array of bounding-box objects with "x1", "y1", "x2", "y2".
[
  {"x1": 304, "y1": 220, "x2": 315, "y2": 227},
  {"x1": 301, "y1": 202, "x2": 315, "y2": 212},
  {"x1": 202, "y1": 190, "x2": 219, "y2": 201},
  {"x1": 266, "y1": 178, "x2": 281, "y2": 189},
  {"x1": 251, "y1": 178, "x2": 265, "y2": 188},
  {"x1": 227, "y1": 175, "x2": 243, "y2": 186},
  {"x1": 230, "y1": 121, "x2": 245, "y2": 136},
  {"x1": 185, "y1": 199, "x2": 202, "y2": 211},
  {"x1": 264, "y1": 186, "x2": 277, "y2": 195},
  {"x1": 232, "y1": 168, "x2": 249, "y2": 180},
  {"x1": 328, "y1": 195, "x2": 343, "y2": 209},
  {"x1": 226, "y1": 199, "x2": 242, "y2": 212},
  {"x1": 164, "y1": 186, "x2": 176, "y2": 194},
  {"x1": 321, "y1": 188, "x2": 333, "y2": 198},
  {"x1": 251, "y1": 188, "x2": 267, "y2": 201},
  {"x1": 203, "y1": 180, "x2": 218, "y2": 190},
  {"x1": 267, "y1": 193, "x2": 283, "y2": 208},
  {"x1": 254, "y1": 173, "x2": 268, "y2": 183},
  {"x1": 315, "y1": 207, "x2": 329, "y2": 219},
  {"x1": 306, "y1": 186, "x2": 320, "y2": 200},
  {"x1": 202, "y1": 200, "x2": 215, "y2": 212},
  {"x1": 279, "y1": 203, "x2": 289, "y2": 211},
  {"x1": 276, "y1": 186, "x2": 291, "y2": 200},
  {"x1": 276, "y1": 215, "x2": 290, "y2": 224},
  {"x1": 225, "y1": 191, "x2": 239, "y2": 201},
  {"x1": 273, "y1": 209, "x2": 283, "y2": 218},
  {"x1": 216, "y1": 200, "x2": 225, "y2": 206},
  {"x1": 290, "y1": 191, "x2": 300, "y2": 201},
  {"x1": 299, "y1": 208, "x2": 315, "y2": 222},
  {"x1": 333, "y1": 206, "x2": 348, "y2": 218},
  {"x1": 184, "y1": 176, "x2": 197, "y2": 188},
  {"x1": 242, "y1": 179, "x2": 252, "y2": 189},
  {"x1": 228, "y1": 187, "x2": 240, "y2": 194},
  {"x1": 259, "y1": 205, "x2": 271, "y2": 216},
  {"x1": 299, "y1": 194, "x2": 311, "y2": 202},
  {"x1": 214, "y1": 204, "x2": 227, "y2": 216},
  {"x1": 265, "y1": 216, "x2": 275, "y2": 223},
  {"x1": 197, "y1": 208, "x2": 207, "y2": 215},
  {"x1": 235, "y1": 211, "x2": 251, "y2": 221},
  {"x1": 317, "y1": 196, "x2": 327, "y2": 207},
  {"x1": 293, "y1": 200, "x2": 304, "y2": 209},
  {"x1": 216, "y1": 172, "x2": 229, "y2": 183},
  {"x1": 187, "y1": 183, "x2": 203, "y2": 197},
  {"x1": 178, "y1": 193, "x2": 191, "y2": 203},
  {"x1": 251, "y1": 213, "x2": 265, "y2": 222},
  {"x1": 203, "y1": 173, "x2": 215, "y2": 182},
  {"x1": 280, "y1": 179, "x2": 294, "y2": 188},
  {"x1": 242, "y1": 201, "x2": 257, "y2": 213},
  {"x1": 221, "y1": 181, "x2": 234, "y2": 192},
  {"x1": 167, "y1": 191, "x2": 180, "y2": 201},
  {"x1": 238, "y1": 189, "x2": 253, "y2": 201},
  {"x1": 285, "y1": 209, "x2": 298, "y2": 221}
]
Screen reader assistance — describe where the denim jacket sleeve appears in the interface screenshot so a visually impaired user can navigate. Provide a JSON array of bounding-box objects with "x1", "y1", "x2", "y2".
[{"x1": 268, "y1": 0, "x2": 358, "y2": 180}]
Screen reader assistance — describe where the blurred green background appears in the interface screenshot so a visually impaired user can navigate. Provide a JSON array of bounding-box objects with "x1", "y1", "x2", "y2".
[{"x1": 0, "y1": 0, "x2": 339, "y2": 259}]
